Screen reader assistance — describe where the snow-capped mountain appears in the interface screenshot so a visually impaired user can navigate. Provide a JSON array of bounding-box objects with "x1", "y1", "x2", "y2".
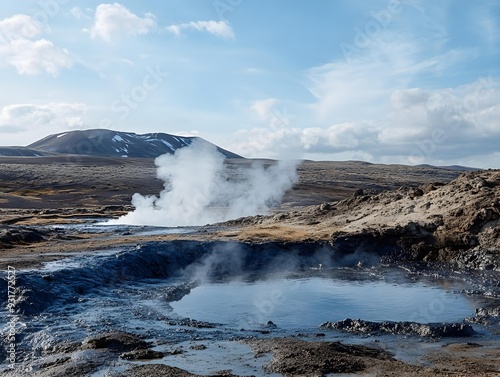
[{"x1": 24, "y1": 129, "x2": 242, "y2": 158}]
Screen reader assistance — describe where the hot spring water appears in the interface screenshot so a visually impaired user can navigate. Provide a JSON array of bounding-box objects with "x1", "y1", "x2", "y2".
[
  {"x1": 0, "y1": 240, "x2": 487, "y2": 374},
  {"x1": 170, "y1": 275, "x2": 474, "y2": 329}
]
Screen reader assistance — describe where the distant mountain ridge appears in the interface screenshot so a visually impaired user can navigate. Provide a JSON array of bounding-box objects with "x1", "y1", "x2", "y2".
[
  {"x1": 0, "y1": 129, "x2": 242, "y2": 159},
  {"x1": 0, "y1": 146, "x2": 54, "y2": 157},
  {"x1": 415, "y1": 164, "x2": 480, "y2": 172}
]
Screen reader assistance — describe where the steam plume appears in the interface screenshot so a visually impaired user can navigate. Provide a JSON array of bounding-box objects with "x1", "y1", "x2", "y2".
[{"x1": 108, "y1": 139, "x2": 298, "y2": 226}]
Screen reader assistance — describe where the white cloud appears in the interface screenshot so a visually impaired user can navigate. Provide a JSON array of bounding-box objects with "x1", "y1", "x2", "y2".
[
  {"x1": 166, "y1": 20, "x2": 234, "y2": 40},
  {"x1": 71, "y1": 7, "x2": 90, "y2": 20},
  {"x1": 0, "y1": 14, "x2": 72, "y2": 76},
  {"x1": 0, "y1": 14, "x2": 42, "y2": 40},
  {"x1": 90, "y1": 3, "x2": 156, "y2": 42},
  {"x1": 0, "y1": 103, "x2": 87, "y2": 145},
  {"x1": 251, "y1": 98, "x2": 276, "y2": 120},
  {"x1": 251, "y1": 98, "x2": 292, "y2": 129},
  {"x1": 383, "y1": 78, "x2": 500, "y2": 163},
  {"x1": 231, "y1": 121, "x2": 379, "y2": 159},
  {"x1": 301, "y1": 122, "x2": 378, "y2": 152},
  {"x1": 231, "y1": 127, "x2": 303, "y2": 158},
  {"x1": 4, "y1": 39, "x2": 72, "y2": 76}
]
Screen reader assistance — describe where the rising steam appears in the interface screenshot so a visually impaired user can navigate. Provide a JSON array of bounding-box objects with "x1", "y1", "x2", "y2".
[{"x1": 108, "y1": 139, "x2": 298, "y2": 226}]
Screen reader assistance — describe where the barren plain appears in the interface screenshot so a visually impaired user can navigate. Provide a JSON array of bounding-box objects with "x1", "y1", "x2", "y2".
[{"x1": 1, "y1": 157, "x2": 499, "y2": 377}]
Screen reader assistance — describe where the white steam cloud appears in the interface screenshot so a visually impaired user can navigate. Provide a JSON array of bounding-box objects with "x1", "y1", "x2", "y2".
[{"x1": 108, "y1": 140, "x2": 298, "y2": 226}]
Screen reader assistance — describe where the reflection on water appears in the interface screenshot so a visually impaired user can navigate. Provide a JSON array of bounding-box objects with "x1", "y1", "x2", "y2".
[{"x1": 171, "y1": 276, "x2": 475, "y2": 329}]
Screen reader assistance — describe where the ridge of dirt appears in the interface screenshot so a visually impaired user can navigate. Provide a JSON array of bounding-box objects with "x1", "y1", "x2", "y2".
[{"x1": 224, "y1": 169, "x2": 500, "y2": 270}]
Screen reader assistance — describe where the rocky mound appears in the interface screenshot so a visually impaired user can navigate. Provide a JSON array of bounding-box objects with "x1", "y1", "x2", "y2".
[
  {"x1": 228, "y1": 170, "x2": 500, "y2": 270},
  {"x1": 246, "y1": 338, "x2": 392, "y2": 376},
  {"x1": 321, "y1": 319, "x2": 476, "y2": 338},
  {"x1": 0, "y1": 225, "x2": 48, "y2": 248},
  {"x1": 82, "y1": 332, "x2": 151, "y2": 352}
]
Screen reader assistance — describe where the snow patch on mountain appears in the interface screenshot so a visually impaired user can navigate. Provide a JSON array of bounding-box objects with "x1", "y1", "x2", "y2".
[{"x1": 25, "y1": 129, "x2": 243, "y2": 159}]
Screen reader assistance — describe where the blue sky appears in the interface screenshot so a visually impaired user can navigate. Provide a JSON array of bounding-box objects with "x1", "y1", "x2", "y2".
[{"x1": 0, "y1": 0, "x2": 499, "y2": 167}]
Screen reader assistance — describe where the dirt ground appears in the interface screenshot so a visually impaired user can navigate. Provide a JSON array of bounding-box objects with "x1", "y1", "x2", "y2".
[
  {"x1": 244, "y1": 338, "x2": 500, "y2": 377},
  {"x1": 0, "y1": 156, "x2": 462, "y2": 210},
  {"x1": 1, "y1": 157, "x2": 498, "y2": 377},
  {"x1": 0, "y1": 157, "x2": 464, "y2": 267}
]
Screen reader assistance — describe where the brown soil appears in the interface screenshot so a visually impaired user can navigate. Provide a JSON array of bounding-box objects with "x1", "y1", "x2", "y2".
[
  {"x1": 224, "y1": 169, "x2": 500, "y2": 270},
  {"x1": 0, "y1": 157, "x2": 460, "y2": 211},
  {"x1": 0, "y1": 157, "x2": 466, "y2": 268},
  {"x1": 245, "y1": 338, "x2": 500, "y2": 377},
  {"x1": 0, "y1": 156, "x2": 160, "y2": 210}
]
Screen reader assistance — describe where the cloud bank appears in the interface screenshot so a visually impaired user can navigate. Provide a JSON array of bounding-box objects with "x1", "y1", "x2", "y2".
[{"x1": 233, "y1": 76, "x2": 499, "y2": 165}]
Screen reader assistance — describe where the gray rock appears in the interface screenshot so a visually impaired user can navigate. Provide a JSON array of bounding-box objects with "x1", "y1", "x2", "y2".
[
  {"x1": 321, "y1": 318, "x2": 476, "y2": 338},
  {"x1": 120, "y1": 349, "x2": 165, "y2": 360},
  {"x1": 82, "y1": 332, "x2": 150, "y2": 352}
]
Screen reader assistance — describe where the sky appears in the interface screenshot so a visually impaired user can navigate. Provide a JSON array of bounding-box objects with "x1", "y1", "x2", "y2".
[{"x1": 0, "y1": 0, "x2": 499, "y2": 168}]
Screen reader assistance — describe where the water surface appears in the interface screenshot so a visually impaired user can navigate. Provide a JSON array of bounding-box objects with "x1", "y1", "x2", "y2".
[{"x1": 171, "y1": 275, "x2": 475, "y2": 329}]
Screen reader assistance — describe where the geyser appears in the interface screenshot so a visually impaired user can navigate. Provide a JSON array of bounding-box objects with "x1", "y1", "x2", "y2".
[{"x1": 108, "y1": 140, "x2": 298, "y2": 226}]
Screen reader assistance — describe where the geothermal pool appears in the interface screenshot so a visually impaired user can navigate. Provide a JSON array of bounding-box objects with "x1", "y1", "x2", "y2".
[
  {"x1": 171, "y1": 275, "x2": 474, "y2": 329},
  {"x1": 0, "y1": 240, "x2": 495, "y2": 375}
]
